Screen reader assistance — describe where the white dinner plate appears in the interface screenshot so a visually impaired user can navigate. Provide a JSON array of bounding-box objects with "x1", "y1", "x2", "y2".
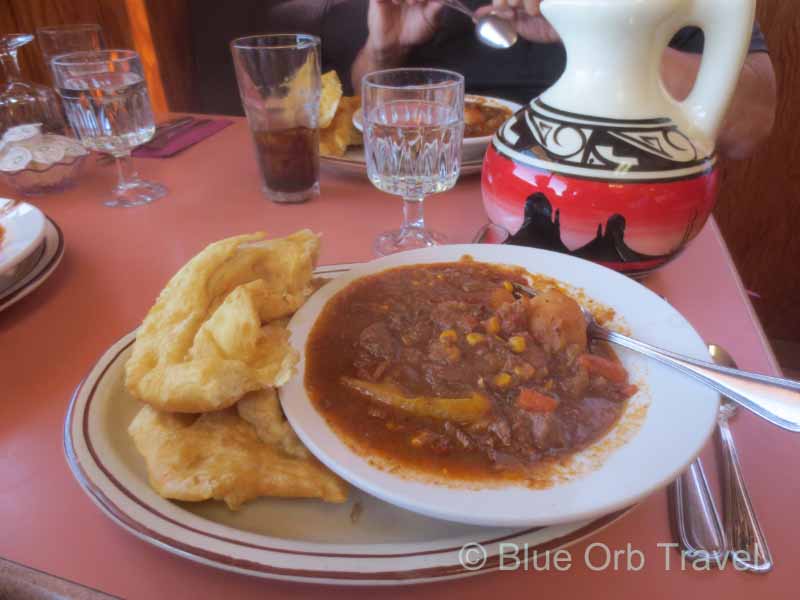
[
  {"x1": 0, "y1": 215, "x2": 64, "y2": 313},
  {"x1": 282, "y1": 245, "x2": 719, "y2": 528},
  {"x1": 0, "y1": 201, "x2": 47, "y2": 276},
  {"x1": 321, "y1": 146, "x2": 484, "y2": 177},
  {"x1": 64, "y1": 264, "x2": 634, "y2": 585}
]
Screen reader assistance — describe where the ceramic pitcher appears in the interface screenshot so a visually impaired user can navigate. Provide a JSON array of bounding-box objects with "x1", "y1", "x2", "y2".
[{"x1": 481, "y1": 0, "x2": 756, "y2": 276}]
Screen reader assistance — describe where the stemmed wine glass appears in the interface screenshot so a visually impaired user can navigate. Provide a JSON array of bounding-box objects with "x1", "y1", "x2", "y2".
[
  {"x1": 362, "y1": 69, "x2": 464, "y2": 256},
  {"x1": 0, "y1": 34, "x2": 65, "y2": 134},
  {"x1": 51, "y1": 50, "x2": 166, "y2": 207}
]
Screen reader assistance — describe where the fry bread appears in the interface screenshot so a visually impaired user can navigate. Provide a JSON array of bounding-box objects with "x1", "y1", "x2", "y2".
[
  {"x1": 129, "y1": 400, "x2": 348, "y2": 509},
  {"x1": 237, "y1": 388, "x2": 309, "y2": 459},
  {"x1": 125, "y1": 230, "x2": 319, "y2": 413},
  {"x1": 319, "y1": 96, "x2": 361, "y2": 157},
  {"x1": 319, "y1": 70, "x2": 343, "y2": 129}
]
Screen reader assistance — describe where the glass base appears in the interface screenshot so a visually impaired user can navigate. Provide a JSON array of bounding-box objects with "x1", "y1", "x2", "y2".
[
  {"x1": 374, "y1": 227, "x2": 447, "y2": 256},
  {"x1": 104, "y1": 179, "x2": 167, "y2": 208},
  {"x1": 262, "y1": 181, "x2": 319, "y2": 204}
]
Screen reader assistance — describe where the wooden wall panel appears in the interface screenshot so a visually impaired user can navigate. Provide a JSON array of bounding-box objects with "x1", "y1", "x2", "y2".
[
  {"x1": 141, "y1": 0, "x2": 192, "y2": 111},
  {"x1": 5, "y1": 0, "x2": 134, "y2": 85},
  {"x1": 714, "y1": 0, "x2": 800, "y2": 341},
  {"x1": 0, "y1": 0, "x2": 170, "y2": 111}
]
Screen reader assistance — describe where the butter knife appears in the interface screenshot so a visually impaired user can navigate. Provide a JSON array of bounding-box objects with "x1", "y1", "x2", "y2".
[{"x1": 709, "y1": 343, "x2": 773, "y2": 573}]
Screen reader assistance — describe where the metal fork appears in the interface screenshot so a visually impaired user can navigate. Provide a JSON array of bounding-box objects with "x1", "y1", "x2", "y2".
[{"x1": 510, "y1": 280, "x2": 800, "y2": 432}]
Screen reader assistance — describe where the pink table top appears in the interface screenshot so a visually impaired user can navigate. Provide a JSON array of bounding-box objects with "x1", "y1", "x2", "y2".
[{"x1": 1, "y1": 117, "x2": 796, "y2": 599}]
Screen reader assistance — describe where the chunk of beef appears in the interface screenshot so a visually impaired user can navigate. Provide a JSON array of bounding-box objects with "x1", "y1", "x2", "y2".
[
  {"x1": 529, "y1": 412, "x2": 566, "y2": 451},
  {"x1": 431, "y1": 301, "x2": 481, "y2": 332},
  {"x1": 487, "y1": 417, "x2": 512, "y2": 446},
  {"x1": 444, "y1": 422, "x2": 474, "y2": 449},
  {"x1": 358, "y1": 322, "x2": 396, "y2": 360},
  {"x1": 497, "y1": 299, "x2": 530, "y2": 336}
]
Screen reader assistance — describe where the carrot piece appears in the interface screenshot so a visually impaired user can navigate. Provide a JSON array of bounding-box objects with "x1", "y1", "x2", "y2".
[
  {"x1": 579, "y1": 353, "x2": 628, "y2": 384},
  {"x1": 517, "y1": 388, "x2": 558, "y2": 413}
]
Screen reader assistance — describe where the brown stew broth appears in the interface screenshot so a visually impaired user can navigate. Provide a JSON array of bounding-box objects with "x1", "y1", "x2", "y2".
[
  {"x1": 464, "y1": 101, "x2": 512, "y2": 138},
  {"x1": 305, "y1": 261, "x2": 633, "y2": 483}
]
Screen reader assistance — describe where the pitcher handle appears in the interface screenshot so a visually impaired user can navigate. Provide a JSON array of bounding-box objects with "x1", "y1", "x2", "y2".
[{"x1": 673, "y1": 0, "x2": 756, "y2": 146}]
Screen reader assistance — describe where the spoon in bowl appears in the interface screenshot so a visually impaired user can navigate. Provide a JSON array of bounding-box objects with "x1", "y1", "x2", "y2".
[
  {"x1": 510, "y1": 281, "x2": 800, "y2": 432},
  {"x1": 440, "y1": 0, "x2": 519, "y2": 49}
]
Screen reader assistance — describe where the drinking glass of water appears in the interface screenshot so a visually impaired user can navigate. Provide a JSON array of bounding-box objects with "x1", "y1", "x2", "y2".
[
  {"x1": 51, "y1": 50, "x2": 166, "y2": 207},
  {"x1": 363, "y1": 68, "x2": 464, "y2": 256}
]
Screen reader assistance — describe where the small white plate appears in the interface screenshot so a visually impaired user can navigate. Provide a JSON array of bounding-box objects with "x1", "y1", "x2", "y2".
[
  {"x1": 0, "y1": 201, "x2": 47, "y2": 276},
  {"x1": 64, "y1": 264, "x2": 633, "y2": 585},
  {"x1": 282, "y1": 245, "x2": 719, "y2": 528},
  {"x1": 0, "y1": 215, "x2": 64, "y2": 312},
  {"x1": 352, "y1": 95, "x2": 521, "y2": 164},
  {"x1": 321, "y1": 146, "x2": 484, "y2": 177}
]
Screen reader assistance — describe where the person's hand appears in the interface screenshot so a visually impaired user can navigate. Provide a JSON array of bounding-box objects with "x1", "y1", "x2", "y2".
[
  {"x1": 366, "y1": 0, "x2": 444, "y2": 56},
  {"x1": 478, "y1": 0, "x2": 561, "y2": 44}
]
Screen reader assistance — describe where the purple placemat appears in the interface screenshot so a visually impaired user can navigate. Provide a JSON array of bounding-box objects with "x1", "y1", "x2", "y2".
[{"x1": 133, "y1": 119, "x2": 234, "y2": 158}]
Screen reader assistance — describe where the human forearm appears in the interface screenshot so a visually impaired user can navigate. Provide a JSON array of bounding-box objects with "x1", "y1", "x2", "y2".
[
  {"x1": 661, "y1": 48, "x2": 777, "y2": 160},
  {"x1": 350, "y1": 44, "x2": 408, "y2": 93}
]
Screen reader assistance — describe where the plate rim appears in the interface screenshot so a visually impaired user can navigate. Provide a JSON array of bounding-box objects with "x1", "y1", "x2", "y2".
[
  {"x1": 0, "y1": 215, "x2": 64, "y2": 312},
  {"x1": 63, "y1": 271, "x2": 636, "y2": 585},
  {"x1": 0, "y1": 202, "x2": 47, "y2": 274},
  {"x1": 281, "y1": 246, "x2": 719, "y2": 528}
]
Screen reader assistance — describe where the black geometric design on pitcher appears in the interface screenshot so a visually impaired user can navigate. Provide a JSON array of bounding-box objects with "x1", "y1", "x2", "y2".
[{"x1": 499, "y1": 99, "x2": 710, "y2": 174}]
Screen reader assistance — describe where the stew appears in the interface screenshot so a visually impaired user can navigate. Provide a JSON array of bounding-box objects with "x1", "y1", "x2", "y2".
[
  {"x1": 305, "y1": 260, "x2": 636, "y2": 483},
  {"x1": 464, "y1": 100, "x2": 512, "y2": 138}
]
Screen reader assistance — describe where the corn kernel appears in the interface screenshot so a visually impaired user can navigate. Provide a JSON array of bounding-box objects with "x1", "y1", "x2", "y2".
[
  {"x1": 503, "y1": 280, "x2": 514, "y2": 293},
  {"x1": 509, "y1": 336, "x2": 527, "y2": 353},
  {"x1": 493, "y1": 372, "x2": 512, "y2": 388},
  {"x1": 485, "y1": 316, "x2": 500, "y2": 334},
  {"x1": 466, "y1": 332, "x2": 486, "y2": 346},
  {"x1": 514, "y1": 364, "x2": 535, "y2": 379},
  {"x1": 439, "y1": 329, "x2": 458, "y2": 343}
]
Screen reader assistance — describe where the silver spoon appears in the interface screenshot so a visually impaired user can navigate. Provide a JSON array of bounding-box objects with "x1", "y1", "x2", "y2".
[
  {"x1": 440, "y1": 0, "x2": 518, "y2": 49},
  {"x1": 511, "y1": 281, "x2": 800, "y2": 432},
  {"x1": 708, "y1": 343, "x2": 773, "y2": 573}
]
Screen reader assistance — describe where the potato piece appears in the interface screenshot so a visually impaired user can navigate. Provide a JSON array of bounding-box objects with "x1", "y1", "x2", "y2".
[
  {"x1": 342, "y1": 377, "x2": 490, "y2": 423},
  {"x1": 129, "y1": 404, "x2": 348, "y2": 509},
  {"x1": 527, "y1": 289, "x2": 588, "y2": 354}
]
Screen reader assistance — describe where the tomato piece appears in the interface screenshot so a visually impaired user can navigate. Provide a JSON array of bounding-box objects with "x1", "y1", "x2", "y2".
[
  {"x1": 578, "y1": 353, "x2": 628, "y2": 384},
  {"x1": 517, "y1": 388, "x2": 558, "y2": 413}
]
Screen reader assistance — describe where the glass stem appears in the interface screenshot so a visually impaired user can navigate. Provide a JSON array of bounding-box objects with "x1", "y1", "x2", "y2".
[
  {"x1": 402, "y1": 195, "x2": 425, "y2": 232},
  {"x1": 114, "y1": 152, "x2": 140, "y2": 190}
]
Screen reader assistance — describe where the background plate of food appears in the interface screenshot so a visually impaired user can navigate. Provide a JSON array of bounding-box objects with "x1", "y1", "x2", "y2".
[
  {"x1": 281, "y1": 244, "x2": 719, "y2": 528},
  {"x1": 65, "y1": 231, "x2": 634, "y2": 584},
  {"x1": 0, "y1": 215, "x2": 63, "y2": 312},
  {"x1": 318, "y1": 73, "x2": 505, "y2": 175},
  {"x1": 353, "y1": 94, "x2": 521, "y2": 163},
  {"x1": 0, "y1": 200, "x2": 46, "y2": 276}
]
